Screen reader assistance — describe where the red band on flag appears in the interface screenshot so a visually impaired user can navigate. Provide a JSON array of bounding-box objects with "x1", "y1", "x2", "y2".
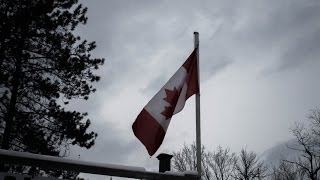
[
  {"x1": 132, "y1": 109, "x2": 165, "y2": 156},
  {"x1": 183, "y1": 48, "x2": 199, "y2": 98}
]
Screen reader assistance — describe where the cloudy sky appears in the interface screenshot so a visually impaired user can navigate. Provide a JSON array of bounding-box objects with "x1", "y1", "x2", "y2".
[{"x1": 67, "y1": 0, "x2": 320, "y2": 179}]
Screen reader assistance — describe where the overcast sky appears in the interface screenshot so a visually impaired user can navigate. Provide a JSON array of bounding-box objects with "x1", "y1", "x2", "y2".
[{"x1": 67, "y1": 0, "x2": 320, "y2": 179}]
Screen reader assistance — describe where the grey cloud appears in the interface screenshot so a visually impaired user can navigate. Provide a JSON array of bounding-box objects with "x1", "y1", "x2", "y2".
[
  {"x1": 139, "y1": 56, "x2": 233, "y2": 94},
  {"x1": 140, "y1": 76, "x2": 168, "y2": 96},
  {"x1": 277, "y1": 29, "x2": 320, "y2": 71},
  {"x1": 71, "y1": 121, "x2": 140, "y2": 164},
  {"x1": 80, "y1": 0, "x2": 320, "y2": 86},
  {"x1": 261, "y1": 139, "x2": 308, "y2": 166},
  {"x1": 261, "y1": 139, "x2": 295, "y2": 165},
  {"x1": 201, "y1": 56, "x2": 233, "y2": 81},
  {"x1": 203, "y1": 0, "x2": 320, "y2": 71},
  {"x1": 79, "y1": 0, "x2": 238, "y2": 96}
]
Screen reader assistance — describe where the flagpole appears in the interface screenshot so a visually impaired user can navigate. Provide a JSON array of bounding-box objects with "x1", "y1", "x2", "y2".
[{"x1": 194, "y1": 32, "x2": 201, "y2": 176}]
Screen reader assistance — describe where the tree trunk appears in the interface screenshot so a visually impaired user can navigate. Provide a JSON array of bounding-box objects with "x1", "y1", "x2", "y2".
[{"x1": 1, "y1": 57, "x2": 22, "y2": 150}]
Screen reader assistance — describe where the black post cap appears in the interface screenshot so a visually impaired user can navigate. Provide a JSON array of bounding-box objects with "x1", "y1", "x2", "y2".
[{"x1": 156, "y1": 153, "x2": 173, "y2": 173}]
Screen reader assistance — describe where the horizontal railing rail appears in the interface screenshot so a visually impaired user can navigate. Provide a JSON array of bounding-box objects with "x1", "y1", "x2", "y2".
[{"x1": 0, "y1": 149, "x2": 199, "y2": 180}]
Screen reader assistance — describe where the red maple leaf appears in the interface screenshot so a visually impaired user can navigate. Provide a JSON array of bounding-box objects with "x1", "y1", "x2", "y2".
[{"x1": 161, "y1": 87, "x2": 181, "y2": 120}]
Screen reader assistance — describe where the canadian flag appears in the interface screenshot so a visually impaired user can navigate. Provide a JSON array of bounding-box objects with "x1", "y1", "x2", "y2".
[{"x1": 132, "y1": 49, "x2": 199, "y2": 156}]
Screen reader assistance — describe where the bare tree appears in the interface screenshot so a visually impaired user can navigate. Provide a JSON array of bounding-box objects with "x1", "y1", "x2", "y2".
[
  {"x1": 233, "y1": 148, "x2": 268, "y2": 180},
  {"x1": 206, "y1": 146, "x2": 236, "y2": 180},
  {"x1": 284, "y1": 117, "x2": 320, "y2": 180},
  {"x1": 309, "y1": 108, "x2": 320, "y2": 145},
  {"x1": 270, "y1": 160, "x2": 301, "y2": 180},
  {"x1": 172, "y1": 142, "x2": 211, "y2": 180}
]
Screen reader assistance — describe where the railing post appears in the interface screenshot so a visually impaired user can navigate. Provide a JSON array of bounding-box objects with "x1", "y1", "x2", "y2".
[{"x1": 156, "y1": 153, "x2": 173, "y2": 173}]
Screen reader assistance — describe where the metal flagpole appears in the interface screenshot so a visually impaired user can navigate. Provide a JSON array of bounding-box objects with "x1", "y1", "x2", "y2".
[{"x1": 194, "y1": 32, "x2": 201, "y2": 176}]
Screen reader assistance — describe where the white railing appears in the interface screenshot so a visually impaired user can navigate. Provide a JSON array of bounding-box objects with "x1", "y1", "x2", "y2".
[{"x1": 0, "y1": 149, "x2": 199, "y2": 180}]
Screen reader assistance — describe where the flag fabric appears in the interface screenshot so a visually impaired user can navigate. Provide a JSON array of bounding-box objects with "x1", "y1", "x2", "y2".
[{"x1": 132, "y1": 49, "x2": 199, "y2": 156}]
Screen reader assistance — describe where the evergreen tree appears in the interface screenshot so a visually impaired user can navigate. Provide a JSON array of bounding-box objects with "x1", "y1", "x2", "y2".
[{"x1": 0, "y1": 0, "x2": 104, "y2": 177}]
